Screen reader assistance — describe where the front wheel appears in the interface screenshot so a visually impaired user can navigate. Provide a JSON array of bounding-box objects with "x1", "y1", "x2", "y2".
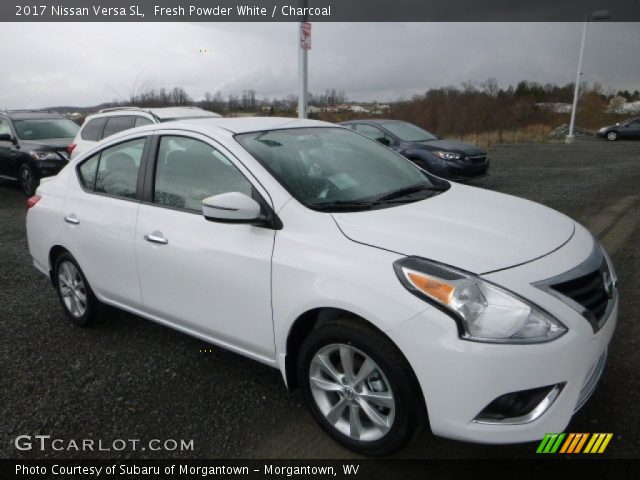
[
  {"x1": 298, "y1": 319, "x2": 423, "y2": 456},
  {"x1": 606, "y1": 131, "x2": 618, "y2": 141},
  {"x1": 18, "y1": 164, "x2": 38, "y2": 196}
]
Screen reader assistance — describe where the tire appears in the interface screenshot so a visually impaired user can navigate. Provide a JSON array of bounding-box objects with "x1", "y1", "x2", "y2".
[
  {"x1": 53, "y1": 252, "x2": 101, "y2": 326},
  {"x1": 298, "y1": 318, "x2": 424, "y2": 456},
  {"x1": 606, "y1": 131, "x2": 618, "y2": 141},
  {"x1": 18, "y1": 164, "x2": 38, "y2": 196}
]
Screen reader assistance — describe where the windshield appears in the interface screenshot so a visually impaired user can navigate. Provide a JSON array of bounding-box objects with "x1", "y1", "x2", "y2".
[
  {"x1": 13, "y1": 118, "x2": 79, "y2": 141},
  {"x1": 236, "y1": 127, "x2": 448, "y2": 211},
  {"x1": 381, "y1": 122, "x2": 438, "y2": 142}
]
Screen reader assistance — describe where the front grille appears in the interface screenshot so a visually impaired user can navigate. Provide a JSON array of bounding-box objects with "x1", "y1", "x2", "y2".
[
  {"x1": 551, "y1": 264, "x2": 608, "y2": 321},
  {"x1": 534, "y1": 241, "x2": 616, "y2": 334},
  {"x1": 468, "y1": 155, "x2": 486, "y2": 164}
]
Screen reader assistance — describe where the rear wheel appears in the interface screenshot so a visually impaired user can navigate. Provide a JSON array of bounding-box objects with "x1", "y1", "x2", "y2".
[
  {"x1": 53, "y1": 252, "x2": 101, "y2": 326},
  {"x1": 18, "y1": 164, "x2": 38, "y2": 196},
  {"x1": 298, "y1": 319, "x2": 423, "y2": 456},
  {"x1": 606, "y1": 131, "x2": 618, "y2": 141}
]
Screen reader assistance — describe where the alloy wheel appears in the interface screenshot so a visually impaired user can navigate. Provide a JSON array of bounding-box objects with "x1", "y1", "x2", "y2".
[
  {"x1": 58, "y1": 261, "x2": 88, "y2": 318},
  {"x1": 607, "y1": 131, "x2": 618, "y2": 141},
  {"x1": 309, "y1": 344, "x2": 396, "y2": 442}
]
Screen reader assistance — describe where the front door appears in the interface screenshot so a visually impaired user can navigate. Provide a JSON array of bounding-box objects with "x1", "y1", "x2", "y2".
[{"x1": 135, "y1": 133, "x2": 276, "y2": 360}]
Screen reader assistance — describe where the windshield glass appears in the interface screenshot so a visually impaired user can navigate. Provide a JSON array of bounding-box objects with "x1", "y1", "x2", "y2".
[
  {"x1": 236, "y1": 127, "x2": 448, "y2": 211},
  {"x1": 14, "y1": 118, "x2": 79, "y2": 140},
  {"x1": 381, "y1": 122, "x2": 438, "y2": 142}
]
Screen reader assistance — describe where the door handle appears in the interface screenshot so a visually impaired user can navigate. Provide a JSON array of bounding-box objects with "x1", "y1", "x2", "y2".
[
  {"x1": 64, "y1": 215, "x2": 80, "y2": 225},
  {"x1": 144, "y1": 233, "x2": 168, "y2": 245}
]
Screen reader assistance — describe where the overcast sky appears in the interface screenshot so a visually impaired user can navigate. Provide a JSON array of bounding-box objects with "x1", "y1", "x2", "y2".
[{"x1": 1, "y1": 22, "x2": 638, "y2": 109}]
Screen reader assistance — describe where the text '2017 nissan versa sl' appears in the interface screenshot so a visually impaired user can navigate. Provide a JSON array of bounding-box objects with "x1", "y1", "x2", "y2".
[{"x1": 26, "y1": 118, "x2": 617, "y2": 456}]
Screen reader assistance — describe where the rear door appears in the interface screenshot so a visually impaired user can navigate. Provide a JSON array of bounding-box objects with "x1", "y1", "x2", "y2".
[
  {"x1": 62, "y1": 135, "x2": 150, "y2": 306},
  {"x1": 134, "y1": 132, "x2": 276, "y2": 360}
]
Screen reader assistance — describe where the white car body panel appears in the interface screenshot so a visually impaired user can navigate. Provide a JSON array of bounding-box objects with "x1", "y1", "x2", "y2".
[
  {"x1": 25, "y1": 117, "x2": 617, "y2": 446},
  {"x1": 333, "y1": 182, "x2": 575, "y2": 274}
]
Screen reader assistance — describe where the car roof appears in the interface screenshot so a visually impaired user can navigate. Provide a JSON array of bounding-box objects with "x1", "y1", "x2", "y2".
[
  {"x1": 1, "y1": 110, "x2": 65, "y2": 120},
  {"x1": 339, "y1": 119, "x2": 402, "y2": 125},
  {"x1": 92, "y1": 106, "x2": 221, "y2": 120},
  {"x1": 156, "y1": 116, "x2": 336, "y2": 134}
]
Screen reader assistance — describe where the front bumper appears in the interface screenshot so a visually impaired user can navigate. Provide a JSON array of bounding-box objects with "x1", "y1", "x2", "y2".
[
  {"x1": 389, "y1": 296, "x2": 616, "y2": 444},
  {"x1": 386, "y1": 228, "x2": 617, "y2": 444}
]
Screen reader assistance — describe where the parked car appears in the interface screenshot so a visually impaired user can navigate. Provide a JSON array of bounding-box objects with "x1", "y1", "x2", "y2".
[
  {"x1": 596, "y1": 117, "x2": 640, "y2": 141},
  {"x1": 0, "y1": 110, "x2": 79, "y2": 196},
  {"x1": 26, "y1": 117, "x2": 616, "y2": 456},
  {"x1": 339, "y1": 119, "x2": 489, "y2": 180},
  {"x1": 69, "y1": 106, "x2": 221, "y2": 159}
]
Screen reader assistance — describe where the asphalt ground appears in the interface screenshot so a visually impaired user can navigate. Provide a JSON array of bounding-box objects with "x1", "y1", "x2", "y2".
[{"x1": 1, "y1": 138, "x2": 639, "y2": 459}]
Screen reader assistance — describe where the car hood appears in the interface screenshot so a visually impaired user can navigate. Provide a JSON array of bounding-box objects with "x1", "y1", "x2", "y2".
[
  {"x1": 415, "y1": 139, "x2": 486, "y2": 156},
  {"x1": 332, "y1": 184, "x2": 575, "y2": 274}
]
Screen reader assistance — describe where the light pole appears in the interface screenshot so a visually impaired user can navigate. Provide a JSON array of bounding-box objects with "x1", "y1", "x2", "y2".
[
  {"x1": 565, "y1": 10, "x2": 611, "y2": 143},
  {"x1": 298, "y1": 0, "x2": 309, "y2": 119}
]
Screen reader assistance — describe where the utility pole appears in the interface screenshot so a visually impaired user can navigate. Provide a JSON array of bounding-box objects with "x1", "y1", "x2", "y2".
[
  {"x1": 298, "y1": 0, "x2": 309, "y2": 119},
  {"x1": 566, "y1": 10, "x2": 611, "y2": 143}
]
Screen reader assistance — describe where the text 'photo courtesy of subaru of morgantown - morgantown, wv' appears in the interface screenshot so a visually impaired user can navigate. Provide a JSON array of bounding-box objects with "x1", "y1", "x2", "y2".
[{"x1": 25, "y1": 117, "x2": 617, "y2": 455}]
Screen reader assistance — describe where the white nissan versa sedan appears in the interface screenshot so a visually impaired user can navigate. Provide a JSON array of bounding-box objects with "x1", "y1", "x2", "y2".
[{"x1": 26, "y1": 117, "x2": 617, "y2": 455}]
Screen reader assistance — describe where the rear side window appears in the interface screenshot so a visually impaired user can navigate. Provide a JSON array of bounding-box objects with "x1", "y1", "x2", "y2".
[
  {"x1": 80, "y1": 118, "x2": 108, "y2": 141},
  {"x1": 103, "y1": 116, "x2": 135, "y2": 139},
  {"x1": 77, "y1": 137, "x2": 146, "y2": 199},
  {"x1": 78, "y1": 154, "x2": 99, "y2": 190},
  {"x1": 134, "y1": 116, "x2": 154, "y2": 127}
]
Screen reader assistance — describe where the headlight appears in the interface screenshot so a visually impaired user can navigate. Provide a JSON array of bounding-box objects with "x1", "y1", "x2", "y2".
[
  {"x1": 432, "y1": 151, "x2": 462, "y2": 160},
  {"x1": 394, "y1": 257, "x2": 567, "y2": 344},
  {"x1": 29, "y1": 151, "x2": 61, "y2": 161}
]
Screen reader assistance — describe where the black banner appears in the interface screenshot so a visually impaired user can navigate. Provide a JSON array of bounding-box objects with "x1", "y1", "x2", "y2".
[
  {"x1": 6, "y1": 0, "x2": 640, "y2": 22},
  {"x1": 3, "y1": 459, "x2": 640, "y2": 480}
]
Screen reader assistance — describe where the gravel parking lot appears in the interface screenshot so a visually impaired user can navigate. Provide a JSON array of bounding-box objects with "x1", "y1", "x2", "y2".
[{"x1": 1, "y1": 138, "x2": 638, "y2": 459}]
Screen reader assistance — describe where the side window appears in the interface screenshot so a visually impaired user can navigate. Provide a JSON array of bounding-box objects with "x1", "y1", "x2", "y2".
[
  {"x1": 78, "y1": 154, "x2": 99, "y2": 190},
  {"x1": 134, "y1": 116, "x2": 154, "y2": 127},
  {"x1": 354, "y1": 124, "x2": 391, "y2": 144},
  {"x1": 80, "y1": 118, "x2": 107, "y2": 141},
  {"x1": 153, "y1": 136, "x2": 253, "y2": 211},
  {"x1": 102, "y1": 116, "x2": 135, "y2": 139},
  {"x1": 0, "y1": 118, "x2": 12, "y2": 137},
  {"x1": 93, "y1": 138, "x2": 146, "y2": 199}
]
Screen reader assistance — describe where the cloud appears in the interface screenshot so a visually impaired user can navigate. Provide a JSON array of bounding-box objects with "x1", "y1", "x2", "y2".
[{"x1": 0, "y1": 21, "x2": 637, "y2": 108}]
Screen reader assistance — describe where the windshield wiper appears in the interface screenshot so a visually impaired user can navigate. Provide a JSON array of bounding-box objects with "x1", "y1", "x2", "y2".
[
  {"x1": 374, "y1": 184, "x2": 447, "y2": 203},
  {"x1": 310, "y1": 200, "x2": 375, "y2": 211}
]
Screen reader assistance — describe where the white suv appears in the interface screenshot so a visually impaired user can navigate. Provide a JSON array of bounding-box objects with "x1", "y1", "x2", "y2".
[
  {"x1": 68, "y1": 106, "x2": 221, "y2": 159},
  {"x1": 26, "y1": 117, "x2": 617, "y2": 455}
]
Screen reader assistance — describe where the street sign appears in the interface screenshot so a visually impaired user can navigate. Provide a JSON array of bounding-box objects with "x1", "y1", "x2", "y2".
[{"x1": 300, "y1": 22, "x2": 311, "y2": 50}]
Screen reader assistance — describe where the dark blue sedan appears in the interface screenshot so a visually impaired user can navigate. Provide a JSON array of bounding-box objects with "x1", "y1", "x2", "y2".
[{"x1": 339, "y1": 119, "x2": 489, "y2": 181}]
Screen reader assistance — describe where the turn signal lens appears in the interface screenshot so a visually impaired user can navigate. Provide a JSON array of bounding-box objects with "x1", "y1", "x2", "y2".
[{"x1": 406, "y1": 271, "x2": 455, "y2": 304}]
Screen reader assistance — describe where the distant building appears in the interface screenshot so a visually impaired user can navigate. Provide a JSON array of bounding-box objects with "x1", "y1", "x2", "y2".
[
  {"x1": 535, "y1": 102, "x2": 572, "y2": 114},
  {"x1": 621, "y1": 101, "x2": 640, "y2": 114}
]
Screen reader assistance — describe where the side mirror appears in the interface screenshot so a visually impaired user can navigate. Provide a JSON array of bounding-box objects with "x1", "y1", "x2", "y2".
[
  {"x1": 0, "y1": 133, "x2": 14, "y2": 143},
  {"x1": 202, "y1": 192, "x2": 261, "y2": 223},
  {"x1": 376, "y1": 137, "x2": 391, "y2": 146}
]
